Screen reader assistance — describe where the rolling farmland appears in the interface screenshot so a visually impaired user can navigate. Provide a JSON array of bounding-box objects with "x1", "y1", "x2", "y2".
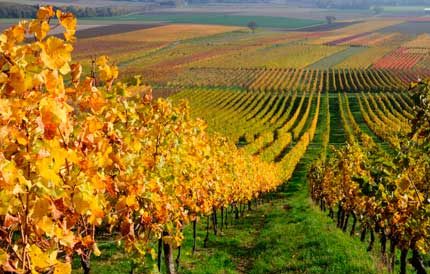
[
  {"x1": 3, "y1": 5, "x2": 430, "y2": 274},
  {"x1": 72, "y1": 18, "x2": 430, "y2": 89},
  {"x1": 71, "y1": 13, "x2": 430, "y2": 274}
]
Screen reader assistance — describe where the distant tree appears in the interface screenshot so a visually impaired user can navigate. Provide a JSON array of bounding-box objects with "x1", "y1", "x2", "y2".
[
  {"x1": 372, "y1": 6, "x2": 384, "y2": 14},
  {"x1": 247, "y1": 21, "x2": 257, "y2": 33},
  {"x1": 325, "y1": 16, "x2": 336, "y2": 25}
]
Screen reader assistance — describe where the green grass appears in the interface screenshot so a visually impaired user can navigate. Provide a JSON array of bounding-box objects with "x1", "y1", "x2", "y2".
[
  {"x1": 0, "y1": 18, "x2": 19, "y2": 24},
  {"x1": 82, "y1": 13, "x2": 324, "y2": 30},
  {"x1": 381, "y1": 5, "x2": 429, "y2": 13}
]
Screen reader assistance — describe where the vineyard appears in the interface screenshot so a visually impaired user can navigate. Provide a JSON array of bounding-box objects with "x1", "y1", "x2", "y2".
[
  {"x1": 168, "y1": 67, "x2": 423, "y2": 92},
  {"x1": 71, "y1": 20, "x2": 430, "y2": 92},
  {"x1": 2, "y1": 5, "x2": 430, "y2": 274}
]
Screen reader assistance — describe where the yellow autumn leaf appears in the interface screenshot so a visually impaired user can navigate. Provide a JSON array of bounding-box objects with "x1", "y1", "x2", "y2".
[
  {"x1": 73, "y1": 192, "x2": 90, "y2": 215},
  {"x1": 64, "y1": 32, "x2": 76, "y2": 43},
  {"x1": 58, "y1": 229, "x2": 75, "y2": 248},
  {"x1": 93, "y1": 243, "x2": 101, "y2": 256},
  {"x1": 111, "y1": 65, "x2": 119, "y2": 79},
  {"x1": 0, "y1": 248, "x2": 8, "y2": 265},
  {"x1": 37, "y1": 6, "x2": 55, "y2": 20},
  {"x1": 1, "y1": 160, "x2": 23, "y2": 188},
  {"x1": 0, "y1": 191, "x2": 12, "y2": 215},
  {"x1": 0, "y1": 25, "x2": 25, "y2": 51},
  {"x1": 29, "y1": 20, "x2": 50, "y2": 41},
  {"x1": 56, "y1": 10, "x2": 77, "y2": 42},
  {"x1": 0, "y1": 33, "x2": 6, "y2": 44},
  {"x1": 70, "y1": 63, "x2": 82, "y2": 84},
  {"x1": 24, "y1": 73, "x2": 34, "y2": 91},
  {"x1": 97, "y1": 146, "x2": 113, "y2": 167},
  {"x1": 0, "y1": 72, "x2": 8, "y2": 83},
  {"x1": 66, "y1": 149, "x2": 79, "y2": 164},
  {"x1": 40, "y1": 37, "x2": 73, "y2": 71},
  {"x1": 28, "y1": 245, "x2": 52, "y2": 270},
  {"x1": 54, "y1": 261, "x2": 71, "y2": 274},
  {"x1": 8, "y1": 65, "x2": 26, "y2": 93},
  {"x1": 126, "y1": 195, "x2": 138, "y2": 208},
  {"x1": 49, "y1": 250, "x2": 58, "y2": 266},
  {"x1": 98, "y1": 65, "x2": 112, "y2": 82},
  {"x1": 16, "y1": 134, "x2": 28, "y2": 146},
  {"x1": 39, "y1": 97, "x2": 70, "y2": 125},
  {"x1": 7, "y1": 24, "x2": 26, "y2": 44},
  {"x1": 36, "y1": 157, "x2": 62, "y2": 186},
  {"x1": 416, "y1": 239, "x2": 427, "y2": 253},
  {"x1": 87, "y1": 117, "x2": 104, "y2": 133},
  {"x1": 96, "y1": 55, "x2": 118, "y2": 83},
  {"x1": 0, "y1": 99, "x2": 12, "y2": 120},
  {"x1": 37, "y1": 216, "x2": 56, "y2": 237},
  {"x1": 91, "y1": 175, "x2": 105, "y2": 191},
  {"x1": 96, "y1": 55, "x2": 109, "y2": 67},
  {"x1": 59, "y1": 62, "x2": 71, "y2": 75},
  {"x1": 42, "y1": 69, "x2": 58, "y2": 93},
  {"x1": 49, "y1": 142, "x2": 69, "y2": 170},
  {"x1": 32, "y1": 197, "x2": 51, "y2": 221},
  {"x1": 88, "y1": 208, "x2": 104, "y2": 225},
  {"x1": 132, "y1": 140, "x2": 142, "y2": 152},
  {"x1": 35, "y1": 140, "x2": 70, "y2": 184}
]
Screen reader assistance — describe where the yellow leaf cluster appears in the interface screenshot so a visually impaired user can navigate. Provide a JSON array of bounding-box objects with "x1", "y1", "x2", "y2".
[
  {"x1": 96, "y1": 55, "x2": 119, "y2": 88},
  {"x1": 0, "y1": 6, "x2": 285, "y2": 274}
]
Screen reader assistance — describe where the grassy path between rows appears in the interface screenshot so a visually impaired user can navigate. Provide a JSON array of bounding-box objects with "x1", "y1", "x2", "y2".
[
  {"x1": 176, "y1": 159, "x2": 383, "y2": 273},
  {"x1": 178, "y1": 94, "x2": 384, "y2": 274}
]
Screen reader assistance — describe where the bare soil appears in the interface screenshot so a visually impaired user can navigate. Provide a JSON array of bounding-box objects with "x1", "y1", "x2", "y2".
[{"x1": 75, "y1": 23, "x2": 165, "y2": 39}]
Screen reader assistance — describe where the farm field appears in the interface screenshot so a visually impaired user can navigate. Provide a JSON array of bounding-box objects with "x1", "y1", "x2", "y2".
[
  {"x1": 3, "y1": 5, "x2": 430, "y2": 274},
  {"x1": 379, "y1": 21, "x2": 430, "y2": 35},
  {"x1": 71, "y1": 18, "x2": 430, "y2": 92},
  {"x1": 84, "y1": 13, "x2": 324, "y2": 29}
]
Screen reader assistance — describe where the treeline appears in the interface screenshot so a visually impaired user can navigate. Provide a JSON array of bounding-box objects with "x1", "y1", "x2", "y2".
[
  {"x1": 124, "y1": 0, "x2": 430, "y2": 7},
  {"x1": 315, "y1": 0, "x2": 430, "y2": 9},
  {"x1": 187, "y1": 0, "x2": 269, "y2": 3},
  {"x1": 0, "y1": 2, "x2": 134, "y2": 18}
]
